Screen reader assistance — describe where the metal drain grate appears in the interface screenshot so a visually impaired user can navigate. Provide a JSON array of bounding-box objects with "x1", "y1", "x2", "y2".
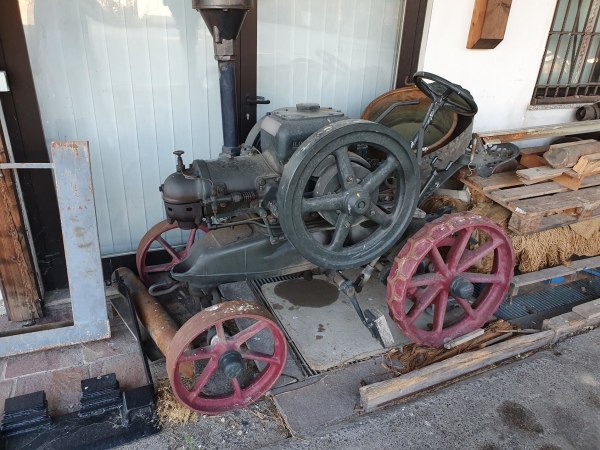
[
  {"x1": 496, "y1": 278, "x2": 600, "y2": 321},
  {"x1": 249, "y1": 275, "x2": 319, "y2": 377}
]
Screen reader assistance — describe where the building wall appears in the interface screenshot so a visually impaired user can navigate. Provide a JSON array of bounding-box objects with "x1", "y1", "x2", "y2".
[
  {"x1": 257, "y1": 0, "x2": 404, "y2": 119},
  {"x1": 420, "y1": 0, "x2": 578, "y2": 134},
  {"x1": 19, "y1": 0, "x2": 224, "y2": 256}
]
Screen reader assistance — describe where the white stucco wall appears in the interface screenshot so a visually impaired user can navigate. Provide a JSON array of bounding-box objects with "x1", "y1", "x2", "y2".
[{"x1": 419, "y1": 0, "x2": 579, "y2": 133}]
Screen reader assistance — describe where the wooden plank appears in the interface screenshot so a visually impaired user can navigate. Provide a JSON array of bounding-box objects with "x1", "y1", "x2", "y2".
[
  {"x1": 510, "y1": 185, "x2": 600, "y2": 216},
  {"x1": 491, "y1": 181, "x2": 568, "y2": 203},
  {"x1": 569, "y1": 255, "x2": 600, "y2": 270},
  {"x1": 519, "y1": 154, "x2": 546, "y2": 168},
  {"x1": 519, "y1": 145, "x2": 549, "y2": 156},
  {"x1": 462, "y1": 172, "x2": 523, "y2": 191},
  {"x1": 544, "y1": 140, "x2": 600, "y2": 168},
  {"x1": 467, "y1": 0, "x2": 512, "y2": 49},
  {"x1": 553, "y1": 174, "x2": 583, "y2": 190},
  {"x1": 475, "y1": 119, "x2": 600, "y2": 145},
  {"x1": 509, "y1": 211, "x2": 591, "y2": 235},
  {"x1": 516, "y1": 167, "x2": 565, "y2": 183},
  {"x1": 573, "y1": 153, "x2": 600, "y2": 175},
  {"x1": 492, "y1": 174, "x2": 600, "y2": 203},
  {"x1": 0, "y1": 136, "x2": 41, "y2": 321},
  {"x1": 359, "y1": 331, "x2": 555, "y2": 412}
]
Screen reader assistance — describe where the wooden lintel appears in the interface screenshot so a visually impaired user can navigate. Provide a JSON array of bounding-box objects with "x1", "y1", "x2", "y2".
[{"x1": 467, "y1": 0, "x2": 512, "y2": 49}]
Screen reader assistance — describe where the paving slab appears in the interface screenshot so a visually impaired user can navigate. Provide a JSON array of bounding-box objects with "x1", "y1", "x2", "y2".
[
  {"x1": 261, "y1": 276, "x2": 408, "y2": 371},
  {"x1": 89, "y1": 353, "x2": 147, "y2": 391},
  {"x1": 272, "y1": 357, "x2": 394, "y2": 437},
  {"x1": 82, "y1": 320, "x2": 140, "y2": 363},
  {"x1": 5, "y1": 345, "x2": 84, "y2": 379}
]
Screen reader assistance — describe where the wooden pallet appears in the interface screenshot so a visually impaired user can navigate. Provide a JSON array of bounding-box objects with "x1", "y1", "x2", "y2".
[{"x1": 461, "y1": 171, "x2": 600, "y2": 234}]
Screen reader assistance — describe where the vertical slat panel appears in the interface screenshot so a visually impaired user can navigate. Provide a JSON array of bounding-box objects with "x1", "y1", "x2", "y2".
[
  {"x1": 20, "y1": 0, "x2": 222, "y2": 256},
  {"x1": 257, "y1": 0, "x2": 403, "y2": 118}
]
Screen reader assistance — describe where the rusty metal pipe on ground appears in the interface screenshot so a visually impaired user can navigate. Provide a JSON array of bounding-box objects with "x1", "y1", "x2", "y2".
[{"x1": 112, "y1": 267, "x2": 194, "y2": 378}]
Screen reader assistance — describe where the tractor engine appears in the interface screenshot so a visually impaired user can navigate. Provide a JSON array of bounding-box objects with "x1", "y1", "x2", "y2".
[
  {"x1": 161, "y1": 104, "x2": 347, "y2": 230},
  {"x1": 149, "y1": 0, "x2": 420, "y2": 291}
]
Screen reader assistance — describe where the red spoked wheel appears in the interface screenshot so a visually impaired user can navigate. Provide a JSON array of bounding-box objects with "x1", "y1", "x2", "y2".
[
  {"x1": 386, "y1": 212, "x2": 514, "y2": 347},
  {"x1": 136, "y1": 220, "x2": 208, "y2": 286},
  {"x1": 166, "y1": 301, "x2": 287, "y2": 414}
]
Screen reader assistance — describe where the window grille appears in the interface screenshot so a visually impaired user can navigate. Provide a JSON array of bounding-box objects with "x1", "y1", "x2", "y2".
[{"x1": 533, "y1": 0, "x2": 600, "y2": 104}]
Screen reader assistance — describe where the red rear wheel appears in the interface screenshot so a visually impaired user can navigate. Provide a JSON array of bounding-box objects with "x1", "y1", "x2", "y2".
[
  {"x1": 166, "y1": 301, "x2": 287, "y2": 414},
  {"x1": 136, "y1": 220, "x2": 208, "y2": 286},
  {"x1": 387, "y1": 212, "x2": 514, "y2": 347}
]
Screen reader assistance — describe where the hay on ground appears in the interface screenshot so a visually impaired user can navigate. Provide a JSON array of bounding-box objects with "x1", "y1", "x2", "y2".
[
  {"x1": 155, "y1": 379, "x2": 198, "y2": 427},
  {"x1": 383, "y1": 320, "x2": 514, "y2": 376}
]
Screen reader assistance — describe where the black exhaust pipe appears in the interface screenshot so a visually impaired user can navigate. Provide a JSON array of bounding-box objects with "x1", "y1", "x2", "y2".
[{"x1": 192, "y1": 0, "x2": 255, "y2": 157}]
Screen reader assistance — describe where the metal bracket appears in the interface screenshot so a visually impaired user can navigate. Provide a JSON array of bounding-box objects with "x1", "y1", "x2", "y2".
[{"x1": 0, "y1": 142, "x2": 110, "y2": 357}]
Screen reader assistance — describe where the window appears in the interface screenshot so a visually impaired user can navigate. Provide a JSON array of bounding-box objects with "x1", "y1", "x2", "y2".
[{"x1": 533, "y1": 0, "x2": 600, "y2": 104}]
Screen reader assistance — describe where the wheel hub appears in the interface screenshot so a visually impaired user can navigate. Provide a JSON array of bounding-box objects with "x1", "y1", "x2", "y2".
[
  {"x1": 346, "y1": 191, "x2": 371, "y2": 216},
  {"x1": 219, "y1": 350, "x2": 244, "y2": 379},
  {"x1": 449, "y1": 276, "x2": 475, "y2": 299}
]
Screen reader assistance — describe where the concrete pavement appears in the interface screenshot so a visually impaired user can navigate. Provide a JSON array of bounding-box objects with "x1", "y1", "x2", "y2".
[{"x1": 123, "y1": 327, "x2": 600, "y2": 450}]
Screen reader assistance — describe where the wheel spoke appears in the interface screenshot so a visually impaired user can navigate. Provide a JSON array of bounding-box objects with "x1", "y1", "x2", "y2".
[
  {"x1": 446, "y1": 228, "x2": 473, "y2": 270},
  {"x1": 428, "y1": 247, "x2": 450, "y2": 276},
  {"x1": 185, "y1": 229, "x2": 197, "y2": 251},
  {"x1": 215, "y1": 321, "x2": 227, "y2": 343},
  {"x1": 327, "y1": 213, "x2": 351, "y2": 250},
  {"x1": 334, "y1": 147, "x2": 356, "y2": 189},
  {"x1": 179, "y1": 347, "x2": 213, "y2": 363},
  {"x1": 407, "y1": 284, "x2": 442, "y2": 324},
  {"x1": 231, "y1": 378, "x2": 243, "y2": 403},
  {"x1": 230, "y1": 321, "x2": 269, "y2": 346},
  {"x1": 241, "y1": 349, "x2": 280, "y2": 365},
  {"x1": 408, "y1": 273, "x2": 445, "y2": 289},
  {"x1": 462, "y1": 272, "x2": 502, "y2": 284},
  {"x1": 368, "y1": 206, "x2": 393, "y2": 227},
  {"x1": 156, "y1": 236, "x2": 181, "y2": 262},
  {"x1": 457, "y1": 240, "x2": 501, "y2": 273},
  {"x1": 453, "y1": 296, "x2": 478, "y2": 319},
  {"x1": 361, "y1": 158, "x2": 398, "y2": 193},
  {"x1": 432, "y1": 291, "x2": 449, "y2": 332},
  {"x1": 302, "y1": 193, "x2": 346, "y2": 214},
  {"x1": 187, "y1": 357, "x2": 218, "y2": 400}
]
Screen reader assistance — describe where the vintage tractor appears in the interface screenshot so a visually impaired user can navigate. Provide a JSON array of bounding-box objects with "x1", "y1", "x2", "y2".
[{"x1": 131, "y1": 0, "x2": 517, "y2": 414}]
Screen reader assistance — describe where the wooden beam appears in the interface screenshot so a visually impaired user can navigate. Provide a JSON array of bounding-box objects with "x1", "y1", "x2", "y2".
[
  {"x1": 467, "y1": 0, "x2": 512, "y2": 49},
  {"x1": 475, "y1": 120, "x2": 600, "y2": 145},
  {"x1": 359, "y1": 330, "x2": 554, "y2": 412},
  {"x1": 0, "y1": 133, "x2": 41, "y2": 321},
  {"x1": 543, "y1": 140, "x2": 600, "y2": 168}
]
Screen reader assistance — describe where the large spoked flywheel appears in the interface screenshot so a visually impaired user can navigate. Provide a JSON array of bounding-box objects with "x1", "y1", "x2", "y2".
[{"x1": 278, "y1": 119, "x2": 419, "y2": 269}]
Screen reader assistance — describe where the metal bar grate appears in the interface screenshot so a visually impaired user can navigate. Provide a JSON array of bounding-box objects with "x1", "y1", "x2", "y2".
[
  {"x1": 496, "y1": 277, "x2": 600, "y2": 320},
  {"x1": 533, "y1": 0, "x2": 600, "y2": 104}
]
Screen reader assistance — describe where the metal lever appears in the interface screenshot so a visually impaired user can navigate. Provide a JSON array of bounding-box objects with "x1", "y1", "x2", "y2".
[
  {"x1": 246, "y1": 95, "x2": 271, "y2": 105},
  {"x1": 325, "y1": 270, "x2": 394, "y2": 348},
  {"x1": 173, "y1": 150, "x2": 185, "y2": 172}
]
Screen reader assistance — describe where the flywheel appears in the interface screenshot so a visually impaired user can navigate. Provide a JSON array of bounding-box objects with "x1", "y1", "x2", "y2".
[{"x1": 277, "y1": 119, "x2": 420, "y2": 269}]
